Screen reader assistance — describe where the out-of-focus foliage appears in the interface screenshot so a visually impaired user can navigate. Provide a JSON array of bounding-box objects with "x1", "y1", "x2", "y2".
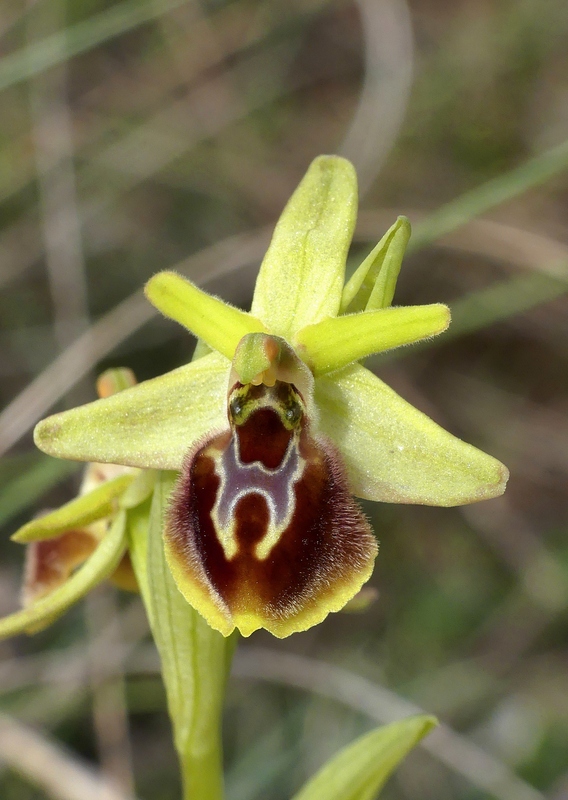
[{"x1": 0, "y1": 1, "x2": 567, "y2": 799}]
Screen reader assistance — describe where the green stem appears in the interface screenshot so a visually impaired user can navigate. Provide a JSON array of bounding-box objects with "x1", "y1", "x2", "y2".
[
  {"x1": 179, "y1": 729, "x2": 224, "y2": 800},
  {"x1": 127, "y1": 474, "x2": 237, "y2": 800}
]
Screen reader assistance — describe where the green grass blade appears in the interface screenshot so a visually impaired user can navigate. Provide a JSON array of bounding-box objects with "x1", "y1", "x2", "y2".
[
  {"x1": 0, "y1": 456, "x2": 80, "y2": 530},
  {"x1": 410, "y1": 139, "x2": 568, "y2": 251},
  {"x1": 0, "y1": 0, "x2": 188, "y2": 94}
]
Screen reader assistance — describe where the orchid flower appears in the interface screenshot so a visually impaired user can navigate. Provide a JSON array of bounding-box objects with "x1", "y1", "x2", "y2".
[
  {"x1": 26, "y1": 155, "x2": 507, "y2": 639},
  {"x1": 0, "y1": 369, "x2": 151, "y2": 639}
]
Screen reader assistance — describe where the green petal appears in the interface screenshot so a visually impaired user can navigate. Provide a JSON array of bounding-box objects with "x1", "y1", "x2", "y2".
[
  {"x1": 34, "y1": 351, "x2": 230, "y2": 470},
  {"x1": 341, "y1": 216, "x2": 411, "y2": 313},
  {"x1": 11, "y1": 473, "x2": 135, "y2": 543},
  {"x1": 292, "y1": 715, "x2": 436, "y2": 800},
  {"x1": 315, "y1": 364, "x2": 509, "y2": 505},
  {"x1": 145, "y1": 271, "x2": 265, "y2": 360},
  {"x1": 296, "y1": 304, "x2": 450, "y2": 375},
  {"x1": 0, "y1": 511, "x2": 127, "y2": 639},
  {"x1": 251, "y1": 156, "x2": 357, "y2": 337}
]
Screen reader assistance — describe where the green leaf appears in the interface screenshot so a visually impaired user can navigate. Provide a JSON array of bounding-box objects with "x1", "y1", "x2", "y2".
[
  {"x1": 292, "y1": 715, "x2": 437, "y2": 800},
  {"x1": 145, "y1": 272, "x2": 266, "y2": 360},
  {"x1": 12, "y1": 473, "x2": 135, "y2": 543},
  {"x1": 315, "y1": 363, "x2": 508, "y2": 505},
  {"x1": 131, "y1": 472, "x2": 236, "y2": 800},
  {"x1": 296, "y1": 304, "x2": 450, "y2": 375},
  {"x1": 341, "y1": 216, "x2": 411, "y2": 313},
  {"x1": 0, "y1": 511, "x2": 127, "y2": 639},
  {"x1": 251, "y1": 156, "x2": 358, "y2": 338},
  {"x1": 34, "y1": 351, "x2": 230, "y2": 470},
  {"x1": 0, "y1": 456, "x2": 80, "y2": 530}
]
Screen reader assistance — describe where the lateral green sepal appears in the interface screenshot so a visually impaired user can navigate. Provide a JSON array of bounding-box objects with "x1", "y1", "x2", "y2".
[
  {"x1": 34, "y1": 351, "x2": 230, "y2": 470},
  {"x1": 341, "y1": 216, "x2": 411, "y2": 312},
  {"x1": 296, "y1": 304, "x2": 450, "y2": 375},
  {"x1": 292, "y1": 715, "x2": 436, "y2": 800},
  {"x1": 251, "y1": 155, "x2": 357, "y2": 338},
  {"x1": 0, "y1": 511, "x2": 127, "y2": 639},
  {"x1": 11, "y1": 473, "x2": 135, "y2": 543},
  {"x1": 315, "y1": 363, "x2": 509, "y2": 505},
  {"x1": 145, "y1": 271, "x2": 266, "y2": 360}
]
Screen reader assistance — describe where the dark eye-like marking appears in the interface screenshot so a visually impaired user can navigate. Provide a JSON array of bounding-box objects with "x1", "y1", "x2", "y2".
[
  {"x1": 229, "y1": 397, "x2": 242, "y2": 417},
  {"x1": 284, "y1": 401, "x2": 302, "y2": 427},
  {"x1": 229, "y1": 394, "x2": 248, "y2": 425}
]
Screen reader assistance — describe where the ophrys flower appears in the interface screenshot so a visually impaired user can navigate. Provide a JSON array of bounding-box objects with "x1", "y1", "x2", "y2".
[{"x1": 33, "y1": 156, "x2": 508, "y2": 638}]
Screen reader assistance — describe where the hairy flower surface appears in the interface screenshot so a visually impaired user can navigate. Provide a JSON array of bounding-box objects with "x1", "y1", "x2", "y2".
[{"x1": 32, "y1": 156, "x2": 508, "y2": 638}]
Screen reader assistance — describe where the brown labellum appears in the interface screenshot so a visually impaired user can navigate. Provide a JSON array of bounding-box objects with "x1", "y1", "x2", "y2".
[
  {"x1": 22, "y1": 529, "x2": 97, "y2": 607},
  {"x1": 166, "y1": 378, "x2": 378, "y2": 638}
]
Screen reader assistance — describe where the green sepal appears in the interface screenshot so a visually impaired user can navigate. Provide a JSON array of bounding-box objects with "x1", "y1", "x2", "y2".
[
  {"x1": 130, "y1": 472, "x2": 235, "y2": 800},
  {"x1": 120, "y1": 469, "x2": 157, "y2": 510},
  {"x1": 34, "y1": 351, "x2": 230, "y2": 470},
  {"x1": 145, "y1": 271, "x2": 265, "y2": 360},
  {"x1": 11, "y1": 473, "x2": 135, "y2": 543},
  {"x1": 315, "y1": 363, "x2": 509, "y2": 505},
  {"x1": 251, "y1": 155, "x2": 357, "y2": 338},
  {"x1": 296, "y1": 304, "x2": 450, "y2": 375},
  {"x1": 292, "y1": 715, "x2": 436, "y2": 800},
  {"x1": 0, "y1": 511, "x2": 127, "y2": 639},
  {"x1": 341, "y1": 216, "x2": 411, "y2": 313}
]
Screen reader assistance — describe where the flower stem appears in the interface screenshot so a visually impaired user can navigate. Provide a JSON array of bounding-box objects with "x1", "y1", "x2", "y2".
[{"x1": 128, "y1": 473, "x2": 237, "y2": 800}]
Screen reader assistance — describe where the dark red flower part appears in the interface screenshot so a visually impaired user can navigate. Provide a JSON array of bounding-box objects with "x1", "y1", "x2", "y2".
[{"x1": 165, "y1": 378, "x2": 377, "y2": 637}]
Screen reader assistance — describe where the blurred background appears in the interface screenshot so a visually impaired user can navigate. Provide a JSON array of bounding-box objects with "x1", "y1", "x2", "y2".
[{"x1": 0, "y1": 0, "x2": 567, "y2": 798}]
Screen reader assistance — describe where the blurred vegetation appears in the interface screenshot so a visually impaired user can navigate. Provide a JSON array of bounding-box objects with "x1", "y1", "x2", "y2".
[{"x1": 0, "y1": 0, "x2": 567, "y2": 799}]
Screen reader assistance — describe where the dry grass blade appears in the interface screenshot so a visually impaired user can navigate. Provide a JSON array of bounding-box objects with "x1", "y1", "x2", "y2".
[
  {"x1": 0, "y1": 227, "x2": 271, "y2": 458},
  {"x1": 0, "y1": 712, "x2": 139, "y2": 800},
  {"x1": 340, "y1": 0, "x2": 413, "y2": 195}
]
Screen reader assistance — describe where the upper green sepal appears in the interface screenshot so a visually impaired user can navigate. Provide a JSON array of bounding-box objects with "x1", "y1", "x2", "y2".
[
  {"x1": 145, "y1": 271, "x2": 265, "y2": 360},
  {"x1": 251, "y1": 155, "x2": 357, "y2": 338},
  {"x1": 342, "y1": 216, "x2": 411, "y2": 313},
  {"x1": 296, "y1": 304, "x2": 450, "y2": 374},
  {"x1": 292, "y1": 715, "x2": 436, "y2": 800}
]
